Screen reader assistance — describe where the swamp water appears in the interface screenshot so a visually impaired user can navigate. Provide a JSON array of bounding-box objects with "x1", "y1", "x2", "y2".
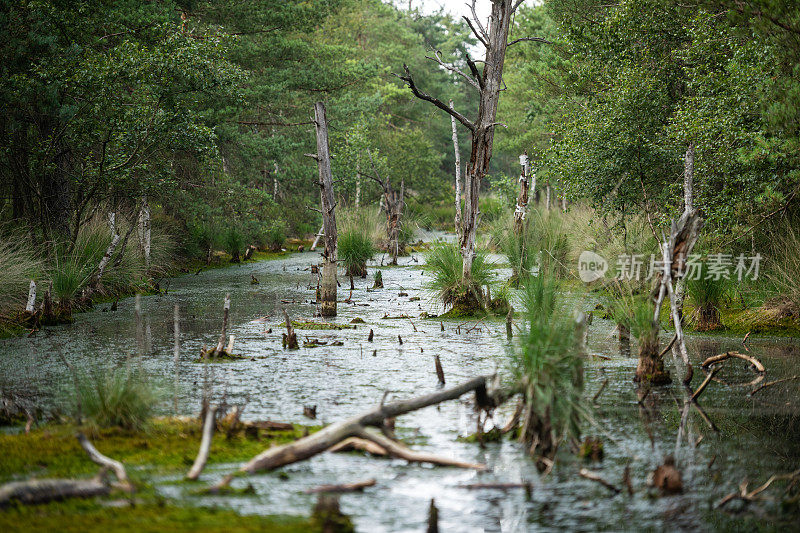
[{"x1": 1, "y1": 250, "x2": 799, "y2": 532}]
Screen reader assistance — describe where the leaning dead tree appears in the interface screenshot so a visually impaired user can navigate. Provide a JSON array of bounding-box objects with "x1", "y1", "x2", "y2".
[
  {"x1": 207, "y1": 375, "x2": 503, "y2": 492},
  {"x1": 400, "y1": 0, "x2": 547, "y2": 279},
  {"x1": 307, "y1": 102, "x2": 338, "y2": 316},
  {"x1": 366, "y1": 150, "x2": 404, "y2": 265}
]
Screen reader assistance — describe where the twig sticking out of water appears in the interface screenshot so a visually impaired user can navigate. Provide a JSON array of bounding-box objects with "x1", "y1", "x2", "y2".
[{"x1": 579, "y1": 468, "x2": 620, "y2": 494}]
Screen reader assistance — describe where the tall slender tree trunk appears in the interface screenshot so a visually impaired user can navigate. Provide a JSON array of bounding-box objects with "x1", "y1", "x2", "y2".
[
  {"x1": 355, "y1": 163, "x2": 361, "y2": 209},
  {"x1": 138, "y1": 195, "x2": 151, "y2": 271},
  {"x1": 461, "y1": 0, "x2": 514, "y2": 280},
  {"x1": 514, "y1": 152, "x2": 530, "y2": 234},
  {"x1": 450, "y1": 100, "x2": 462, "y2": 240},
  {"x1": 313, "y1": 102, "x2": 338, "y2": 317}
]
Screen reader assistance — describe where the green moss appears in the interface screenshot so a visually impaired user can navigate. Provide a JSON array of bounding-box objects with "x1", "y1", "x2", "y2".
[
  {"x1": 0, "y1": 500, "x2": 316, "y2": 533},
  {"x1": 291, "y1": 321, "x2": 355, "y2": 330},
  {"x1": 0, "y1": 418, "x2": 317, "y2": 482}
]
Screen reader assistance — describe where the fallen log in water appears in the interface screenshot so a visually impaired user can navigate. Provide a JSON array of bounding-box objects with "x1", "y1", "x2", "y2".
[
  {"x1": 0, "y1": 476, "x2": 110, "y2": 507},
  {"x1": 304, "y1": 479, "x2": 376, "y2": 494},
  {"x1": 206, "y1": 375, "x2": 500, "y2": 492},
  {"x1": 459, "y1": 482, "x2": 532, "y2": 490}
]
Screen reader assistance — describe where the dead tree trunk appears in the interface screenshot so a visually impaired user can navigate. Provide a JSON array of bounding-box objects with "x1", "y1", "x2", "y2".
[
  {"x1": 367, "y1": 150, "x2": 404, "y2": 265},
  {"x1": 90, "y1": 211, "x2": 120, "y2": 291},
  {"x1": 311, "y1": 102, "x2": 338, "y2": 317},
  {"x1": 450, "y1": 100, "x2": 462, "y2": 240},
  {"x1": 400, "y1": 0, "x2": 536, "y2": 281},
  {"x1": 514, "y1": 152, "x2": 530, "y2": 234},
  {"x1": 138, "y1": 196, "x2": 151, "y2": 271}
]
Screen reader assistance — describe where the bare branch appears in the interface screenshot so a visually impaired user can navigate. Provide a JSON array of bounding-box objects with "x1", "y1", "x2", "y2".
[
  {"x1": 508, "y1": 36, "x2": 553, "y2": 47},
  {"x1": 306, "y1": 206, "x2": 323, "y2": 214},
  {"x1": 463, "y1": 15, "x2": 488, "y2": 47},
  {"x1": 426, "y1": 49, "x2": 479, "y2": 90},
  {"x1": 511, "y1": 0, "x2": 526, "y2": 13},
  {"x1": 468, "y1": 0, "x2": 490, "y2": 42},
  {"x1": 397, "y1": 65, "x2": 475, "y2": 132}
]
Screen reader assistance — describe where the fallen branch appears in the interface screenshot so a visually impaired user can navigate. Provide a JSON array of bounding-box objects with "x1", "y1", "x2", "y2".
[
  {"x1": 459, "y1": 482, "x2": 532, "y2": 490},
  {"x1": 659, "y1": 334, "x2": 677, "y2": 358},
  {"x1": 0, "y1": 474, "x2": 109, "y2": 506},
  {"x1": 592, "y1": 379, "x2": 609, "y2": 404},
  {"x1": 328, "y1": 437, "x2": 388, "y2": 456},
  {"x1": 716, "y1": 469, "x2": 800, "y2": 508},
  {"x1": 305, "y1": 479, "x2": 376, "y2": 494},
  {"x1": 354, "y1": 428, "x2": 486, "y2": 470},
  {"x1": 186, "y1": 405, "x2": 218, "y2": 480},
  {"x1": 750, "y1": 375, "x2": 800, "y2": 396},
  {"x1": 690, "y1": 367, "x2": 720, "y2": 403},
  {"x1": 76, "y1": 433, "x2": 132, "y2": 491},
  {"x1": 579, "y1": 468, "x2": 621, "y2": 494},
  {"x1": 206, "y1": 375, "x2": 498, "y2": 492},
  {"x1": 701, "y1": 351, "x2": 765, "y2": 373}
]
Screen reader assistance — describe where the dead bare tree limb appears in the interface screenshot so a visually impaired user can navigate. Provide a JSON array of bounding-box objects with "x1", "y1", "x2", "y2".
[
  {"x1": 305, "y1": 479, "x2": 376, "y2": 494},
  {"x1": 579, "y1": 468, "x2": 621, "y2": 494},
  {"x1": 206, "y1": 375, "x2": 500, "y2": 492},
  {"x1": 186, "y1": 405, "x2": 218, "y2": 480},
  {"x1": 76, "y1": 432, "x2": 132, "y2": 491}
]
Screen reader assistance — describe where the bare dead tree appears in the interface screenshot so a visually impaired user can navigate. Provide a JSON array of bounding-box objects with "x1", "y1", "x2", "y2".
[
  {"x1": 400, "y1": 0, "x2": 544, "y2": 280},
  {"x1": 307, "y1": 102, "x2": 338, "y2": 316},
  {"x1": 366, "y1": 150, "x2": 404, "y2": 265}
]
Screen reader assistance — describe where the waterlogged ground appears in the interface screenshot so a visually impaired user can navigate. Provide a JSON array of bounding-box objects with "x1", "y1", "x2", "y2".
[{"x1": 1, "y1": 245, "x2": 799, "y2": 531}]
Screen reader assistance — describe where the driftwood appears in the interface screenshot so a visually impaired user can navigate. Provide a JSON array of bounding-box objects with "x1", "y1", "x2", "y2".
[
  {"x1": 328, "y1": 437, "x2": 388, "y2": 456},
  {"x1": 207, "y1": 375, "x2": 498, "y2": 492},
  {"x1": 186, "y1": 404, "x2": 218, "y2": 480},
  {"x1": 76, "y1": 433, "x2": 132, "y2": 491},
  {"x1": 0, "y1": 476, "x2": 109, "y2": 507},
  {"x1": 750, "y1": 375, "x2": 800, "y2": 396},
  {"x1": 304, "y1": 479, "x2": 376, "y2": 494},
  {"x1": 579, "y1": 468, "x2": 620, "y2": 494},
  {"x1": 715, "y1": 469, "x2": 800, "y2": 508},
  {"x1": 701, "y1": 351, "x2": 765, "y2": 373},
  {"x1": 0, "y1": 432, "x2": 133, "y2": 506},
  {"x1": 354, "y1": 428, "x2": 486, "y2": 470},
  {"x1": 459, "y1": 482, "x2": 532, "y2": 490}
]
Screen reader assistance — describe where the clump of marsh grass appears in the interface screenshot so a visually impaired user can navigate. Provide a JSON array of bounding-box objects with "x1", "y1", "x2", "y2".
[
  {"x1": 75, "y1": 366, "x2": 160, "y2": 430},
  {"x1": 686, "y1": 274, "x2": 729, "y2": 331},
  {"x1": 338, "y1": 208, "x2": 380, "y2": 278},
  {"x1": 507, "y1": 271, "x2": 586, "y2": 470},
  {"x1": 494, "y1": 207, "x2": 571, "y2": 282},
  {"x1": 767, "y1": 224, "x2": 800, "y2": 317},
  {"x1": 426, "y1": 241, "x2": 496, "y2": 313}
]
